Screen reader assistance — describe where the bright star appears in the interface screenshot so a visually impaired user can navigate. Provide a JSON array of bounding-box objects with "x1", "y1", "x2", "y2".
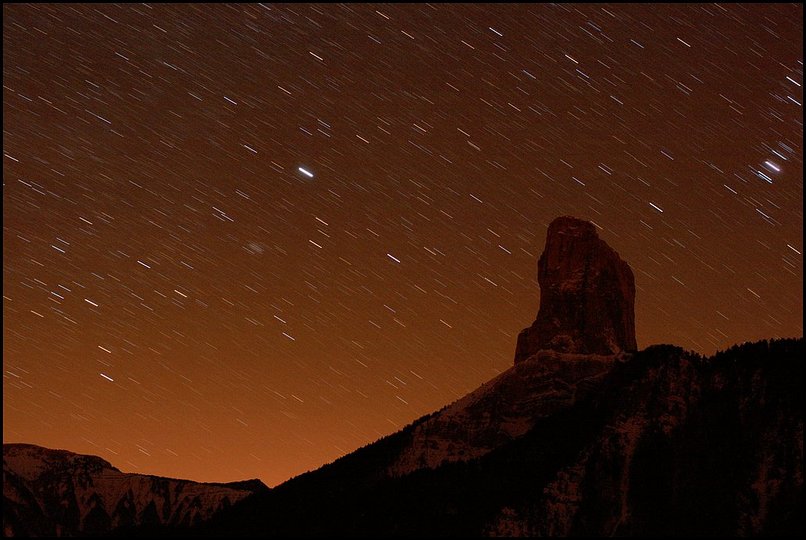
[{"x1": 763, "y1": 160, "x2": 781, "y2": 173}]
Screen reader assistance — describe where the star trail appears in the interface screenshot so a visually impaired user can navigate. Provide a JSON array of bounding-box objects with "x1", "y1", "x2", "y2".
[{"x1": 3, "y1": 4, "x2": 802, "y2": 487}]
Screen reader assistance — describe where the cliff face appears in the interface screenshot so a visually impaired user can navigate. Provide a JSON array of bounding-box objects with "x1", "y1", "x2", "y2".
[
  {"x1": 515, "y1": 217, "x2": 636, "y2": 362},
  {"x1": 2, "y1": 444, "x2": 264, "y2": 537}
]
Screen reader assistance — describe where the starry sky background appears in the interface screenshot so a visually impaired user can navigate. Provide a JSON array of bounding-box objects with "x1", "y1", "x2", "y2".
[{"x1": 3, "y1": 4, "x2": 802, "y2": 486}]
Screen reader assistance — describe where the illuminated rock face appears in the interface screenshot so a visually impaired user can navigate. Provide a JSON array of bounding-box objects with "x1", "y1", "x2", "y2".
[{"x1": 514, "y1": 216, "x2": 636, "y2": 363}]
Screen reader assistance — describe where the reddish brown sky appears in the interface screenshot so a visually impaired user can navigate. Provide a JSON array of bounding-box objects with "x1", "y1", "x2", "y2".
[{"x1": 3, "y1": 4, "x2": 802, "y2": 487}]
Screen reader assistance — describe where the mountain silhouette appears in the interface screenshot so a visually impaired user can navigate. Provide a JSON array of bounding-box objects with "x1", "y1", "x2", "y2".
[
  {"x1": 195, "y1": 217, "x2": 801, "y2": 536},
  {"x1": 199, "y1": 339, "x2": 801, "y2": 537},
  {"x1": 5, "y1": 217, "x2": 802, "y2": 537}
]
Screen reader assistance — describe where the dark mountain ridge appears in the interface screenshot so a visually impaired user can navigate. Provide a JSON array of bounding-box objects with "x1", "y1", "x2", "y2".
[
  {"x1": 6, "y1": 217, "x2": 802, "y2": 537},
  {"x1": 198, "y1": 338, "x2": 802, "y2": 537}
]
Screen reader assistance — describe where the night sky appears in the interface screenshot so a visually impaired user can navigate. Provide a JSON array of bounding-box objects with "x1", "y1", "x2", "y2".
[{"x1": 3, "y1": 4, "x2": 802, "y2": 487}]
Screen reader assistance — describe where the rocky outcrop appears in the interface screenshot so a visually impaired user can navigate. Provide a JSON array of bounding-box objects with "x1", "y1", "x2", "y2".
[
  {"x1": 515, "y1": 216, "x2": 636, "y2": 363},
  {"x1": 387, "y1": 217, "x2": 637, "y2": 473},
  {"x1": 2, "y1": 444, "x2": 265, "y2": 537}
]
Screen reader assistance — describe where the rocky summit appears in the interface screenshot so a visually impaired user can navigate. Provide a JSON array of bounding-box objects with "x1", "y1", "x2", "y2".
[{"x1": 514, "y1": 216, "x2": 636, "y2": 363}]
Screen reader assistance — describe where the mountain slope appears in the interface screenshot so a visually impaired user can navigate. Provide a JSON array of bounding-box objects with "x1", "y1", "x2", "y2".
[
  {"x1": 203, "y1": 338, "x2": 802, "y2": 536},
  {"x1": 389, "y1": 350, "x2": 619, "y2": 476},
  {"x1": 2, "y1": 444, "x2": 267, "y2": 537}
]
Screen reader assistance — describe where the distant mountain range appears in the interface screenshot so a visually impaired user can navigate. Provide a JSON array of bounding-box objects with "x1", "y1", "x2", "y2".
[
  {"x1": 4, "y1": 217, "x2": 802, "y2": 537},
  {"x1": 2, "y1": 443, "x2": 266, "y2": 536}
]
